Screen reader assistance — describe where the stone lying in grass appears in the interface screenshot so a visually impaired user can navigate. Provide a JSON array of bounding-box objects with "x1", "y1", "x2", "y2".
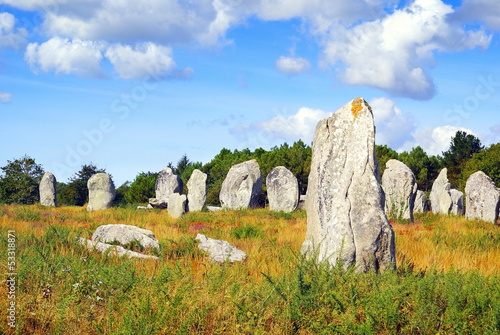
[
  {"x1": 92, "y1": 224, "x2": 160, "y2": 250},
  {"x1": 78, "y1": 238, "x2": 159, "y2": 260},
  {"x1": 195, "y1": 233, "x2": 246, "y2": 263}
]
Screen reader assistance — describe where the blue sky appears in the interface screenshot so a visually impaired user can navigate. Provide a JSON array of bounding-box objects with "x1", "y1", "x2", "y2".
[{"x1": 1, "y1": 0, "x2": 499, "y2": 186}]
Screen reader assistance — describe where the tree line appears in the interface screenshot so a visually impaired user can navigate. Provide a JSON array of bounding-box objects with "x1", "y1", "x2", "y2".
[{"x1": 1, "y1": 132, "x2": 498, "y2": 207}]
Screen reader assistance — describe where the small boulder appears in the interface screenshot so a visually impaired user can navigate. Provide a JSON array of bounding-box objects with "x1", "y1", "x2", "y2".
[
  {"x1": 465, "y1": 171, "x2": 500, "y2": 223},
  {"x1": 92, "y1": 224, "x2": 159, "y2": 249},
  {"x1": 79, "y1": 238, "x2": 158, "y2": 260},
  {"x1": 187, "y1": 169, "x2": 207, "y2": 212},
  {"x1": 87, "y1": 173, "x2": 115, "y2": 211},
  {"x1": 148, "y1": 198, "x2": 168, "y2": 209},
  {"x1": 195, "y1": 234, "x2": 246, "y2": 263},
  {"x1": 266, "y1": 166, "x2": 299, "y2": 212},
  {"x1": 39, "y1": 172, "x2": 57, "y2": 207},
  {"x1": 220, "y1": 160, "x2": 262, "y2": 209},
  {"x1": 207, "y1": 206, "x2": 222, "y2": 212}
]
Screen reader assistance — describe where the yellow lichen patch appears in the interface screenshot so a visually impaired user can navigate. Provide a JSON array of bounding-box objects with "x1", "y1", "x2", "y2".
[{"x1": 351, "y1": 97, "x2": 364, "y2": 120}]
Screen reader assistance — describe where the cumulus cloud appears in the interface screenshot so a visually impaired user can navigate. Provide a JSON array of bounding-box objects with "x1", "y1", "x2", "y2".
[
  {"x1": 369, "y1": 97, "x2": 416, "y2": 150},
  {"x1": 24, "y1": 37, "x2": 105, "y2": 77},
  {"x1": 275, "y1": 56, "x2": 311, "y2": 75},
  {"x1": 411, "y1": 125, "x2": 477, "y2": 156},
  {"x1": 319, "y1": 0, "x2": 491, "y2": 99},
  {"x1": 257, "y1": 107, "x2": 330, "y2": 143},
  {"x1": 453, "y1": 0, "x2": 500, "y2": 31},
  {"x1": 0, "y1": 12, "x2": 28, "y2": 49},
  {"x1": 105, "y1": 43, "x2": 176, "y2": 79},
  {"x1": 0, "y1": 92, "x2": 12, "y2": 103}
]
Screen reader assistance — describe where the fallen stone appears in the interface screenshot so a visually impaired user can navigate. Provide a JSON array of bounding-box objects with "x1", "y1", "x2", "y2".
[
  {"x1": 78, "y1": 238, "x2": 158, "y2": 260},
  {"x1": 207, "y1": 206, "x2": 222, "y2": 212},
  {"x1": 195, "y1": 234, "x2": 246, "y2": 263},
  {"x1": 148, "y1": 198, "x2": 168, "y2": 209},
  {"x1": 92, "y1": 224, "x2": 159, "y2": 249}
]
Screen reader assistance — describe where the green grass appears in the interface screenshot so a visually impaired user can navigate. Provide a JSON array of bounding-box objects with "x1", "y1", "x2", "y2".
[{"x1": 1, "y1": 205, "x2": 500, "y2": 334}]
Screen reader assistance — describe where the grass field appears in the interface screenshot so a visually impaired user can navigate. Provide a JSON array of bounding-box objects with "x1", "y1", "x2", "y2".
[{"x1": 1, "y1": 204, "x2": 500, "y2": 334}]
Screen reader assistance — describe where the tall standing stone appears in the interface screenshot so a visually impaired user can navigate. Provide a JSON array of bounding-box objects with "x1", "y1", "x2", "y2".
[
  {"x1": 381, "y1": 159, "x2": 417, "y2": 221},
  {"x1": 414, "y1": 190, "x2": 429, "y2": 213},
  {"x1": 219, "y1": 160, "x2": 262, "y2": 209},
  {"x1": 39, "y1": 172, "x2": 57, "y2": 207},
  {"x1": 155, "y1": 167, "x2": 183, "y2": 200},
  {"x1": 87, "y1": 173, "x2": 116, "y2": 211},
  {"x1": 301, "y1": 97, "x2": 396, "y2": 273},
  {"x1": 429, "y1": 168, "x2": 452, "y2": 215},
  {"x1": 450, "y1": 189, "x2": 464, "y2": 216},
  {"x1": 167, "y1": 193, "x2": 187, "y2": 218},
  {"x1": 266, "y1": 166, "x2": 299, "y2": 212},
  {"x1": 465, "y1": 171, "x2": 500, "y2": 223},
  {"x1": 187, "y1": 169, "x2": 207, "y2": 212}
]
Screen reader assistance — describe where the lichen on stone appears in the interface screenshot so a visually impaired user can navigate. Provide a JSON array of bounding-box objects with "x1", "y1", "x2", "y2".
[{"x1": 351, "y1": 97, "x2": 364, "y2": 120}]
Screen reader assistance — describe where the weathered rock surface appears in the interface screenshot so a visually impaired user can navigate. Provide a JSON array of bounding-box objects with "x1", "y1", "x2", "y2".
[
  {"x1": 167, "y1": 193, "x2": 187, "y2": 218},
  {"x1": 87, "y1": 173, "x2": 115, "y2": 211},
  {"x1": 382, "y1": 159, "x2": 417, "y2": 221},
  {"x1": 39, "y1": 172, "x2": 57, "y2": 207},
  {"x1": 148, "y1": 198, "x2": 168, "y2": 209},
  {"x1": 266, "y1": 166, "x2": 299, "y2": 212},
  {"x1": 450, "y1": 189, "x2": 464, "y2": 216},
  {"x1": 195, "y1": 234, "x2": 246, "y2": 263},
  {"x1": 301, "y1": 97, "x2": 396, "y2": 273},
  {"x1": 92, "y1": 224, "x2": 159, "y2": 249},
  {"x1": 187, "y1": 169, "x2": 207, "y2": 212},
  {"x1": 465, "y1": 171, "x2": 500, "y2": 223},
  {"x1": 414, "y1": 190, "x2": 429, "y2": 213},
  {"x1": 429, "y1": 168, "x2": 452, "y2": 215},
  {"x1": 155, "y1": 167, "x2": 182, "y2": 200},
  {"x1": 219, "y1": 160, "x2": 262, "y2": 209},
  {"x1": 78, "y1": 238, "x2": 159, "y2": 260}
]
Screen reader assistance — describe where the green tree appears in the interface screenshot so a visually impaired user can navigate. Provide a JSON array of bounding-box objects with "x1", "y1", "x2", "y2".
[
  {"x1": 58, "y1": 163, "x2": 106, "y2": 206},
  {"x1": 399, "y1": 146, "x2": 442, "y2": 191},
  {"x1": 442, "y1": 131, "x2": 483, "y2": 188},
  {"x1": 459, "y1": 143, "x2": 500, "y2": 190},
  {"x1": 0, "y1": 155, "x2": 44, "y2": 204},
  {"x1": 114, "y1": 181, "x2": 131, "y2": 207},
  {"x1": 124, "y1": 172, "x2": 158, "y2": 204},
  {"x1": 375, "y1": 145, "x2": 399, "y2": 178}
]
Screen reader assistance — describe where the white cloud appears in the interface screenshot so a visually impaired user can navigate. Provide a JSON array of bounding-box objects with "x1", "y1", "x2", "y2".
[
  {"x1": 257, "y1": 107, "x2": 330, "y2": 142},
  {"x1": 369, "y1": 97, "x2": 416, "y2": 150},
  {"x1": 105, "y1": 43, "x2": 176, "y2": 79},
  {"x1": 24, "y1": 37, "x2": 105, "y2": 77},
  {"x1": 319, "y1": 0, "x2": 491, "y2": 99},
  {"x1": 453, "y1": 0, "x2": 500, "y2": 31},
  {"x1": 275, "y1": 56, "x2": 311, "y2": 75},
  {"x1": 0, "y1": 92, "x2": 12, "y2": 103},
  {"x1": 0, "y1": 12, "x2": 28, "y2": 49},
  {"x1": 411, "y1": 125, "x2": 477, "y2": 156}
]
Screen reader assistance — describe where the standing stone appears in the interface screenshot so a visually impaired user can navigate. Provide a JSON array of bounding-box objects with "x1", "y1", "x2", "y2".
[
  {"x1": 381, "y1": 159, "x2": 417, "y2": 221},
  {"x1": 465, "y1": 171, "x2": 500, "y2": 223},
  {"x1": 429, "y1": 168, "x2": 453, "y2": 215},
  {"x1": 39, "y1": 172, "x2": 57, "y2": 207},
  {"x1": 168, "y1": 193, "x2": 187, "y2": 218},
  {"x1": 266, "y1": 166, "x2": 299, "y2": 212},
  {"x1": 414, "y1": 190, "x2": 430, "y2": 213},
  {"x1": 301, "y1": 97, "x2": 396, "y2": 273},
  {"x1": 87, "y1": 173, "x2": 115, "y2": 211},
  {"x1": 187, "y1": 169, "x2": 207, "y2": 212},
  {"x1": 450, "y1": 189, "x2": 464, "y2": 216},
  {"x1": 219, "y1": 160, "x2": 262, "y2": 209},
  {"x1": 156, "y1": 167, "x2": 182, "y2": 200}
]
